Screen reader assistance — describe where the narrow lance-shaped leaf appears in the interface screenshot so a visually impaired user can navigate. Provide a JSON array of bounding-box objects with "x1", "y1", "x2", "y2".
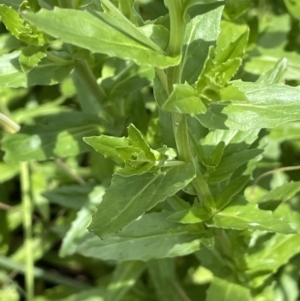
[
  {"x1": 3, "y1": 112, "x2": 101, "y2": 162},
  {"x1": 88, "y1": 163, "x2": 196, "y2": 238},
  {"x1": 256, "y1": 57, "x2": 288, "y2": 84},
  {"x1": 207, "y1": 196, "x2": 297, "y2": 234},
  {"x1": 79, "y1": 211, "x2": 209, "y2": 261},
  {"x1": 22, "y1": 8, "x2": 180, "y2": 68},
  {"x1": 258, "y1": 181, "x2": 300, "y2": 203},
  {"x1": 198, "y1": 81, "x2": 300, "y2": 130},
  {"x1": 246, "y1": 233, "x2": 300, "y2": 276}
]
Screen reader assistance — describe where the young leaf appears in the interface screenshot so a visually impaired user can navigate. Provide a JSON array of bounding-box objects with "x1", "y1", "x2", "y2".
[
  {"x1": 79, "y1": 211, "x2": 208, "y2": 261},
  {"x1": 84, "y1": 135, "x2": 129, "y2": 165},
  {"x1": 207, "y1": 196, "x2": 297, "y2": 234},
  {"x1": 162, "y1": 83, "x2": 207, "y2": 115},
  {"x1": 181, "y1": 5, "x2": 223, "y2": 84},
  {"x1": 3, "y1": 112, "x2": 101, "y2": 162},
  {"x1": 0, "y1": 4, "x2": 46, "y2": 45},
  {"x1": 88, "y1": 163, "x2": 195, "y2": 238},
  {"x1": 196, "y1": 21, "x2": 248, "y2": 95},
  {"x1": 22, "y1": 8, "x2": 180, "y2": 68}
]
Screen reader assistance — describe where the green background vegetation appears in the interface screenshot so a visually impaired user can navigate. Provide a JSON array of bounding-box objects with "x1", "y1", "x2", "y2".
[{"x1": 2, "y1": 0, "x2": 300, "y2": 300}]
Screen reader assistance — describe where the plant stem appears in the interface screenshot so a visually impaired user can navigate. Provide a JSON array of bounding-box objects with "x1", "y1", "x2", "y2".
[
  {"x1": 74, "y1": 60, "x2": 107, "y2": 100},
  {"x1": 163, "y1": 0, "x2": 211, "y2": 204},
  {"x1": 164, "y1": 1, "x2": 192, "y2": 162},
  {"x1": 20, "y1": 162, "x2": 34, "y2": 301}
]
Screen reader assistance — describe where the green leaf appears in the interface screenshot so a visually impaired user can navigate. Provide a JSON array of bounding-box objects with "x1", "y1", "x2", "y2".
[
  {"x1": 72, "y1": 66, "x2": 104, "y2": 116},
  {"x1": 284, "y1": 0, "x2": 300, "y2": 20},
  {"x1": 153, "y1": 74, "x2": 176, "y2": 147},
  {"x1": 59, "y1": 289, "x2": 105, "y2": 301},
  {"x1": 0, "y1": 0, "x2": 22, "y2": 9},
  {"x1": 256, "y1": 57, "x2": 287, "y2": 84},
  {"x1": 0, "y1": 51, "x2": 28, "y2": 87},
  {"x1": 19, "y1": 45, "x2": 46, "y2": 73},
  {"x1": 208, "y1": 149, "x2": 262, "y2": 183},
  {"x1": 207, "y1": 197, "x2": 297, "y2": 234},
  {"x1": 11, "y1": 98, "x2": 69, "y2": 124},
  {"x1": 258, "y1": 181, "x2": 300, "y2": 203},
  {"x1": 246, "y1": 233, "x2": 300, "y2": 287},
  {"x1": 105, "y1": 261, "x2": 145, "y2": 301},
  {"x1": 167, "y1": 203, "x2": 211, "y2": 224},
  {"x1": 78, "y1": 211, "x2": 207, "y2": 261},
  {"x1": 198, "y1": 81, "x2": 300, "y2": 130},
  {"x1": 214, "y1": 176, "x2": 249, "y2": 210},
  {"x1": 181, "y1": 5, "x2": 223, "y2": 84},
  {"x1": 269, "y1": 122, "x2": 300, "y2": 142},
  {"x1": 88, "y1": 163, "x2": 195, "y2": 238},
  {"x1": 202, "y1": 128, "x2": 260, "y2": 157},
  {"x1": 162, "y1": 83, "x2": 207, "y2": 115},
  {"x1": 196, "y1": 21, "x2": 248, "y2": 95},
  {"x1": 84, "y1": 124, "x2": 157, "y2": 170},
  {"x1": 207, "y1": 141, "x2": 225, "y2": 167},
  {"x1": 59, "y1": 186, "x2": 105, "y2": 257},
  {"x1": 0, "y1": 4, "x2": 46, "y2": 45},
  {"x1": 84, "y1": 135, "x2": 129, "y2": 165},
  {"x1": 127, "y1": 124, "x2": 155, "y2": 160},
  {"x1": 3, "y1": 112, "x2": 101, "y2": 162},
  {"x1": 245, "y1": 48, "x2": 300, "y2": 81},
  {"x1": 43, "y1": 185, "x2": 96, "y2": 210},
  {"x1": 147, "y1": 259, "x2": 183, "y2": 301},
  {"x1": 0, "y1": 163, "x2": 19, "y2": 184},
  {"x1": 22, "y1": 8, "x2": 180, "y2": 68},
  {"x1": 0, "y1": 33, "x2": 21, "y2": 55},
  {"x1": 0, "y1": 51, "x2": 73, "y2": 88},
  {"x1": 101, "y1": 59, "x2": 154, "y2": 99},
  {"x1": 206, "y1": 277, "x2": 251, "y2": 301}
]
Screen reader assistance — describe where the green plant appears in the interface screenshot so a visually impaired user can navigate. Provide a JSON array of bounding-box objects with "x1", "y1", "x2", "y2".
[{"x1": 2, "y1": 0, "x2": 300, "y2": 300}]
